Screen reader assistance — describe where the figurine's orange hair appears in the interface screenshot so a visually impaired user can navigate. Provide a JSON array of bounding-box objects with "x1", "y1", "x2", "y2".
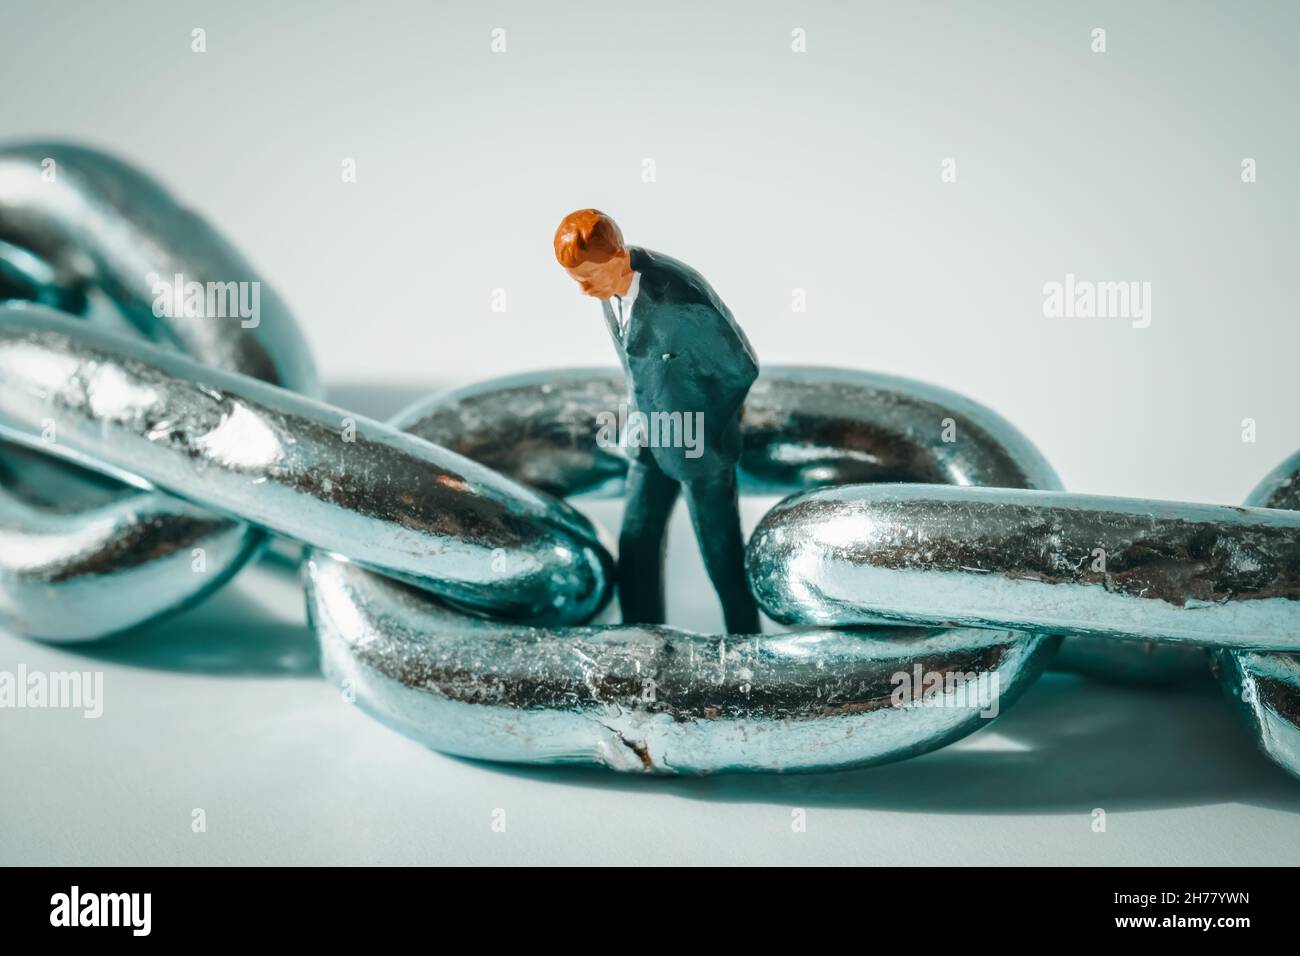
[{"x1": 554, "y1": 209, "x2": 625, "y2": 267}]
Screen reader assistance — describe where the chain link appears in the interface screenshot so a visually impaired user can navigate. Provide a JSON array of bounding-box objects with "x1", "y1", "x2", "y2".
[{"x1": 1, "y1": 144, "x2": 1297, "y2": 776}]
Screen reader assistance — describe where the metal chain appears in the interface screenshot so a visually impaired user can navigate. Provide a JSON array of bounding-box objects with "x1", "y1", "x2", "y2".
[{"x1": 2, "y1": 144, "x2": 1297, "y2": 776}]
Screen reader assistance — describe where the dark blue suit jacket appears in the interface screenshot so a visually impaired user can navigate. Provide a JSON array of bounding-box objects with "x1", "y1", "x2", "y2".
[{"x1": 611, "y1": 247, "x2": 758, "y2": 481}]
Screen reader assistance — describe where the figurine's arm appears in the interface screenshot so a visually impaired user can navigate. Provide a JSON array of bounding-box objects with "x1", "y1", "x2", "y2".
[
  {"x1": 706, "y1": 303, "x2": 759, "y2": 396},
  {"x1": 727, "y1": 316, "x2": 759, "y2": 390}
]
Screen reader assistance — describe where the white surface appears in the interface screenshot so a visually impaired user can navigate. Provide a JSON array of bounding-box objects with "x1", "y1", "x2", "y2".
[{"x1": 2, "y1": 0, "x2": 1299, "y2": 865}]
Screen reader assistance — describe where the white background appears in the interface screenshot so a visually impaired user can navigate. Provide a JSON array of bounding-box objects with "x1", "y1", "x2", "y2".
[{"x1": 2, "y1": 0, "x2": 1298, "y2": 864}]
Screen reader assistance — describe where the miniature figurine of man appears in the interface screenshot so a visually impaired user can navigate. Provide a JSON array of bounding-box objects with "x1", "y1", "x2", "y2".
[{"x1": 554, "y1": 209, "x2": 761, "y2": 633}]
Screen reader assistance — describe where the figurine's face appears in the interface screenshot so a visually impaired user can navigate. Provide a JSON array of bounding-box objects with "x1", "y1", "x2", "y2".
[{"x1": 563, "y1": 251, "x2": 633, "y2": 300}]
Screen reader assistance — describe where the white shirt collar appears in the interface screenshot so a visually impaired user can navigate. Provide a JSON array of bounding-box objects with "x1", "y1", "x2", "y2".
[{"x1": 610, "y1": 270, "x2": 641, "y2": 333}]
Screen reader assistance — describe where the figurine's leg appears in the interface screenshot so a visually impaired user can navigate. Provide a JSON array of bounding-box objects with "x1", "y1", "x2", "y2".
[
  {"x1": 618, "y1": 459, "x2": 680, "y2": 624},
  {"x1": 683, "y1": 467, "x2": 762, "y2": 634}
]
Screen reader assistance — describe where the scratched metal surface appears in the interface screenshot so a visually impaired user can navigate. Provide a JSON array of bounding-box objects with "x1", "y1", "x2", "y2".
[
  {"x1": 748, "y1": 484, "x2": 1300, "y2": 650},
  {"x1": 0, "y1": 143, "x2": 318, "y2": 639},
  {"x1": 1211, "y1": 451, "x2": 1300, "y2": 778},
  {"x1": 308, "y1": 367, "x2": 1060, "y2": 773},
  {"x1": 0, "y1": 306, "x2": 611, "y2": 628}
]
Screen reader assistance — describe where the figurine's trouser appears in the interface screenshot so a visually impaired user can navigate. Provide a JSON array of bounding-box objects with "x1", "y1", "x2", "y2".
[{"x1": 620, "y1": 458, "x2": 760, "y2": 633}]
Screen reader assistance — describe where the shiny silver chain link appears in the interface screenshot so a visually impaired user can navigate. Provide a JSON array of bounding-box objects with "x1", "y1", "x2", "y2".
[{"x1": 2, "y1": 144, "x2": 1296, "y2": 776}]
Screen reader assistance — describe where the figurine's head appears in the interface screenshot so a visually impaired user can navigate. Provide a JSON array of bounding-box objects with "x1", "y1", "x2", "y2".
[{"x1": 554, "y1": 209, "x2": 634, "y2": 299}]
